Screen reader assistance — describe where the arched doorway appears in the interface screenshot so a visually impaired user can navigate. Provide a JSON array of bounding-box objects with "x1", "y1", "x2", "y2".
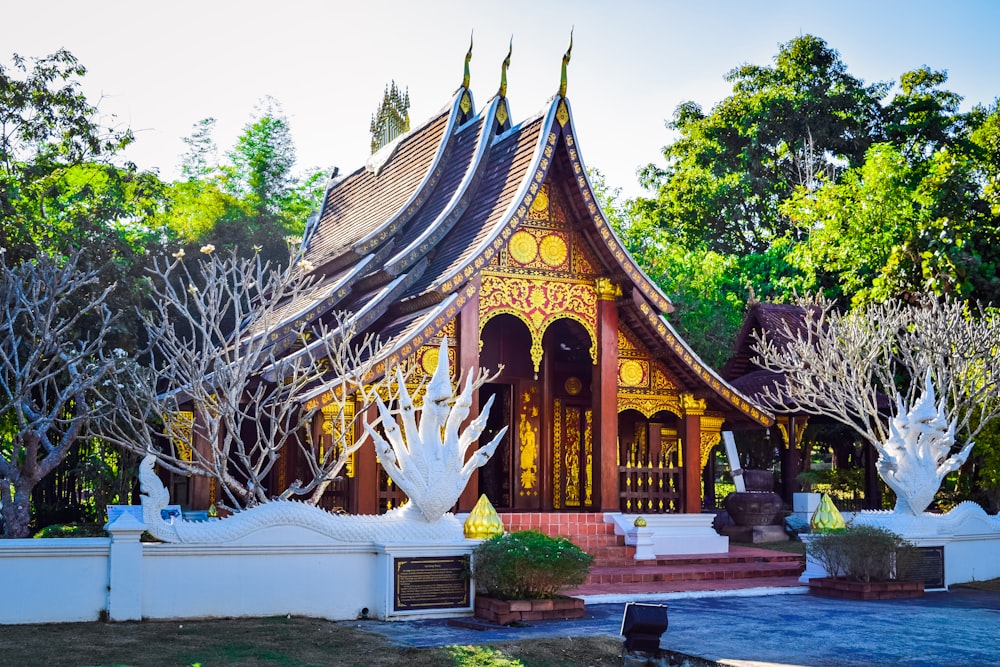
[
  {"x1": 478, "y1": 314, "x2": 601, "y2": 511},
  {"x1": 543, "y1": 318, "x2": 596, "y2": 510},
  {"x1": 478, "y1": 314, "x2": 534, "y2": 510}
]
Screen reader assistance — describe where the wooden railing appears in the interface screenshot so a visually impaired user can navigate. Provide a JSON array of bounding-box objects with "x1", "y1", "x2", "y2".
[{"x1": 619, "y1": 457, "x2": 682, "y2": 513}]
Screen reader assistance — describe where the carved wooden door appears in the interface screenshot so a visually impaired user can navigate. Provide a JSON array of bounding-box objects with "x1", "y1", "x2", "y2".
[{"x1": 551, "y1": 398, "x2": 594, "y2": 510}]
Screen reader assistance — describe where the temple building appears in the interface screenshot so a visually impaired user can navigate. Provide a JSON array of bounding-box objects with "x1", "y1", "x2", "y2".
[{"x1": 188, "y1": 42, "x2": 772, "y2": 518}]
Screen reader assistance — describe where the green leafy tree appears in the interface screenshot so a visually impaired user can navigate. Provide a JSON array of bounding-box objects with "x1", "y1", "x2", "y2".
[
  {"x1": 159, "y1": 101, "x2": 327, "y2": 265},
  {"x1": 783, "y1": 129, "x2": 1000, "y2": 305},
  {"x1": 0, "y1": 50, "x2": 164, "y2": 263},
  {"x1": 637, "y1": 35, "x2": 887, "y2": 256}
]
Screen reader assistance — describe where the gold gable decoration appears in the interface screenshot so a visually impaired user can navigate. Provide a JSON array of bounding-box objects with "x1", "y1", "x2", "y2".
[{"x1": 479, "y1": 273, "x2": 597, "y2": 372}]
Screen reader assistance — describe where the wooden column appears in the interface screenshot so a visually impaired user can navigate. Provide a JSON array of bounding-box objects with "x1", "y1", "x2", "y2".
[
  {"x1": 457, "y1": 285, "x2": 482, "y2": 512},
  {"x1": 595, "y1": 279, "x2": 620, "y2": 511},
  {"x1": 189, "y1": 419, "x2": 214, "y2": 510},
  {"x1": 778, "y1": 416, "x2": 802, "y2": 504},
  {"x1": 680, "y1": 394, "x2": 706, "y2": 513},
  {"x1": 354, "y1": 402, "x2": 379, "y2": 515}
]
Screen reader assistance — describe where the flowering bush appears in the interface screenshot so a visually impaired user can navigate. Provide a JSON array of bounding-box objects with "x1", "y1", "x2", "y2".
[
  {"x1": 807, "y1": 524, "x2": 918, "y2": 582},
  {"x1": 472, "y1": 530, "x2": 593, "y2": 600}
]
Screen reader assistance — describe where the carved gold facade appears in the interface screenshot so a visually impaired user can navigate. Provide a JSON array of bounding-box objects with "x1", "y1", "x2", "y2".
[
  {"x1": 322, "y1": 401, "x2": 356, "y2": 477},
  {"x1": 165, "y1": 411, "x2": 194, "y2": 462},
  {"x1": 776, "y1": 416, "x2": 809, "y2": 447},
  {"x1": 616, "y1": 325, "x2": 682, "y2": 417},
  {"x1": 698, "y1": 415, "x2": 726, "y2": 469},
  {"x1": 518, "y1": 387, "x2": 539, "y2": 496},
  {"x1": 479, "y1": 273, "x2": 598, "y2": 372}
]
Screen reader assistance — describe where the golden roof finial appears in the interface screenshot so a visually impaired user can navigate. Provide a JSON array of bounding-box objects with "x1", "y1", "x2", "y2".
[
  {"x1": 462, "y1": 32, "x2": 473, "y2": 89},
  {"x1": 559, "y1": 28, "x2": 573, "y2": 98},
  {"x1": 499, "y1": 37, "x2": 512, "y2": 98}
]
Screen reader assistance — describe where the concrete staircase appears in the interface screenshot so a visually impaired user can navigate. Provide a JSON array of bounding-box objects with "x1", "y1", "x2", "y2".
[{"x1": 500, "y1": 512, "x2": 805, "y2": 596}]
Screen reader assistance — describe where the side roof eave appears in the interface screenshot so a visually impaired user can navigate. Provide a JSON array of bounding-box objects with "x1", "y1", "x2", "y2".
[
  {"x1": 302, "y1": 90, "x2": 467, "y2": 274},
  {"x1": 629, "y1": 290, "x2": 774, "y2": 427},
  {"x1": 381, "y1": 96, "x2": 501, "y2": 277},
  {"x1": 350, "y1": 90, "x2": 471, "y2": 258},
  {"x1": 555, "y1": 96, "x2": 674, "y2": 315}
]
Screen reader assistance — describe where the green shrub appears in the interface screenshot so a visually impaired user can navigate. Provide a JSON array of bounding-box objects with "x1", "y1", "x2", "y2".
[
  {"x1": 33, "y1": 523, "x2": 107, "y2": 538},
  {"x1": 472, "y1": 530, "x2": 594, "y2": 600},
  {"x1": 807, "y1": 524, "x2": 917, "y2": 582}
]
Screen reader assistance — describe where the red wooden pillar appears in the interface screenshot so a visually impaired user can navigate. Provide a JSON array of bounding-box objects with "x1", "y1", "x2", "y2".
[
  {"x1": 189, "y1": 421, "x2": 213, "y2": 510},
  {"x1": 681, "y1": 394, "x2": 705, "y2": 513},
  {"x1": 354, "y1": 402, "x2": 380, "y2": 515},
  {"x1": 457, "y1": 283, "x2": 482, "y2": 512},
  {"x1": 595, "y1": 280, "x2": 620, "y2": 511}
]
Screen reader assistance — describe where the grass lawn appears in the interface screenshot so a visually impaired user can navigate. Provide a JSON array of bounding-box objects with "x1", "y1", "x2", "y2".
[{"x1": 0, "y1": 616, "x2": 624, "y2": 667}]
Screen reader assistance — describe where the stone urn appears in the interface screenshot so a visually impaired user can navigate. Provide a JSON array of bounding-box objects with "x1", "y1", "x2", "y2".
[
  {"x1": 742, "y1": 469, "x2": 776, "y2": 493},
  {"x1": 724, "y1": 469, "x2": 783, "y2": 526}
]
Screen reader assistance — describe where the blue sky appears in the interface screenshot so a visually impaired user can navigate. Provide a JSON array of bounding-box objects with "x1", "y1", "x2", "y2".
[{"x1": 3, "y1": 0, "x2": 998, "y2": 197}]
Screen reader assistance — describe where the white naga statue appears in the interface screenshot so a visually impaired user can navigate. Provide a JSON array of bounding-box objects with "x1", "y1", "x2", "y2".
[
  {"x1": 876, "y1": 371, "x2": 974, "y2": 515},
  {"x1": 365, "y1": 339, "x2": 506, "y2": 522},
  {"x1": 137, "y1": 338, "x2": 505, "y2": 543}
]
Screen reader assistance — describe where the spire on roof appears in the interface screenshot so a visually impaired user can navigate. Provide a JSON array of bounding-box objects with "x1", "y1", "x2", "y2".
[
  {"x1": 369, "y1": 80, "x2": 411, "y2": 154},
  {"x1": 498, "y1": 37, "x2": 512, "y2": 98},
  {"x1": 559, "y1": 29, "x2": 573, "y2": 98},
  {"x1": 461, "y1": 33, "x2": 473, "y2": 89}
]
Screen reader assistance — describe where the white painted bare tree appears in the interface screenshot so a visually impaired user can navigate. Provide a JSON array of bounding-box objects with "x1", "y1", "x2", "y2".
[
  {"x1": 0, "y1": 251, "x2": 119, "y2": 537},
  {"x1": 752, "y1": 296, "x2": 1000, "y2": 513},
  {"x1": 100, "y1": 247, "x2": 395, "y2": 510}
]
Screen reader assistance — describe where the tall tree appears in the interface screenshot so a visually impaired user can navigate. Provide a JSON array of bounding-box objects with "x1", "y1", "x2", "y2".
[
  {"x1": 158, "y1": 102, "x2": 327, "y2": 265},
  {"x1": 636, "y1": 35, "x2": 887, "y2": 256},
  {"x1": 782, "y1": 86, "x2": 1000, "y2": 306},
  {"x1": 0, "y1": 50, "x2": 163, "y2": 263}
]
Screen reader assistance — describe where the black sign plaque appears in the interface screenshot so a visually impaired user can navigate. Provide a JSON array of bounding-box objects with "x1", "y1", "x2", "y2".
[
  {"x1": 393, "y1": 556, "x2": 470, "y2": 612},
  {"x1": 908, "y1": 546, "x2": 945, "y2": 589}
]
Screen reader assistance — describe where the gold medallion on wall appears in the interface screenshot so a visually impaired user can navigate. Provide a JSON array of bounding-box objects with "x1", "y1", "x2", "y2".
[
  {"x1": 529, "y1": 185, "x2": 550, "y2": 220},
  {"x1": 509, "y1": 230, "x2": 538, "y2": 264},
  {"x1": 618, "y1": 359, "x2": 647, "y2": 388},
  {"x1": 539, "y1": 234, "x2": 568, "y2": 268}
]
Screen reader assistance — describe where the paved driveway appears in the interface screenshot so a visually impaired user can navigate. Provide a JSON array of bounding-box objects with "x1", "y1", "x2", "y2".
[{"x1": 361, "y1": 588, "x2": 1000, "y2": 666}]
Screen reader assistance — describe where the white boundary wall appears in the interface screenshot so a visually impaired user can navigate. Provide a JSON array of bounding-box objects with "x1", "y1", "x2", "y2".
[
  {"x1": 0, "y1": 513, "x2": 475, "y2": 625},
  {"x1": 1, "y1": 538, "x2": 110, "y2": 624}
]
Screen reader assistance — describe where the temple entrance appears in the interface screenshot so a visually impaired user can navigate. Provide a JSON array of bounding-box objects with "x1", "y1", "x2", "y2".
[
  {"x1": 479, "y1": 315, "x2": 540, "y2": 510},
  {"x1": 478, "y1": 383, "x2": 512, "y2": 509},
  {"x1": 544, "y1": 319, "x2": 596, "y2": 510}
]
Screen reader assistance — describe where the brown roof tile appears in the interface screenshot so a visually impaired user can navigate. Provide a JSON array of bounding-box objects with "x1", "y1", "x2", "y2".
[{"x1": 304, "y1": 108, "x2": 452, "y2": 267}]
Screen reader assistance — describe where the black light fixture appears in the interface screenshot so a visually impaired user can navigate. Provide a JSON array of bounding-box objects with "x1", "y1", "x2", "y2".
[{"x1": 620, "y1": 602, "x2": 668, "y2": 654}]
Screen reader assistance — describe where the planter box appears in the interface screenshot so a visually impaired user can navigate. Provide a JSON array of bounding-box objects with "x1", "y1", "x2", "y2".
[
  {"x1": 808, "y1": 577, "x2": 924, "y2": 601},
  {"x1": 474, "y1": 595, "x2": 585, "y2": 625}
]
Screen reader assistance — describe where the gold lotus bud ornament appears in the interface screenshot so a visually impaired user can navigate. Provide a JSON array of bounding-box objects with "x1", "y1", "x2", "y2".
[
  {"x1": 810, "y1": 493, "x2": 846, "y2": 533},
  {"x1": 463, "y1": 494, "x2": 504, "y2": 539},
  {"x1": 633, "y1": 516, "x2": 647, "y2": 528}
]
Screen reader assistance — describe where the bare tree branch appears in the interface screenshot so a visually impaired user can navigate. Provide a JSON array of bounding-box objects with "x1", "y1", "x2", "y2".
[
  {"x1": 752, "y1": 295, "x2": 1000, "y2": 454},
  {"x1": 0, "y1": 250, "x2": 118, "y2": 537}
]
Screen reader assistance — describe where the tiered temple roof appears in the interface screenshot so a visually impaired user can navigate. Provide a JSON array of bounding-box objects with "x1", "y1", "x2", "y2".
[{"x1": 275, "y1": 46, "x2": 770, "y2": 427}]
